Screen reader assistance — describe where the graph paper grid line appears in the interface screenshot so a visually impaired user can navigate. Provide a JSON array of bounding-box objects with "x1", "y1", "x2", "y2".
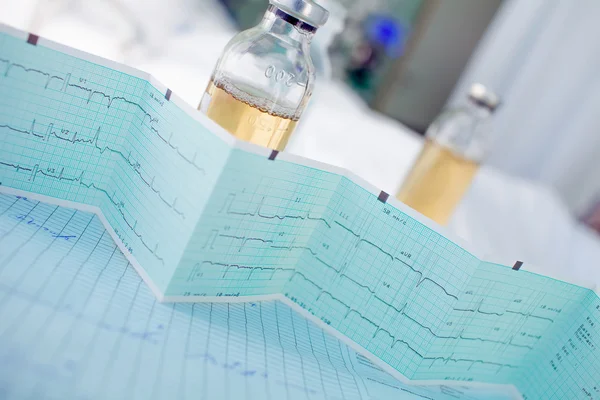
[{"x1": 0, "y1": 24, "x2": 598, "y2": 399}]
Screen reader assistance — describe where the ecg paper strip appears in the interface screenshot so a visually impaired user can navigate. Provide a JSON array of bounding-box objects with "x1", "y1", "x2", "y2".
[
  {"x1": 0, "y1": 24, "x2": 599, "y2": 399},
  {"x1": 0, "y1": 194, "x2": 516, "y2": 400}
]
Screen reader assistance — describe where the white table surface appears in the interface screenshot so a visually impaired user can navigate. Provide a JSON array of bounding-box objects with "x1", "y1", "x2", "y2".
[{"x1": 3, "y1": 0, "x2": 600, "y2": 288}]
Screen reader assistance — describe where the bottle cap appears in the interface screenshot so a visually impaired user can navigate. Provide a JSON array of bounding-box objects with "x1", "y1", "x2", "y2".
[
  {"x1": 270, "y1": 0, "x2": 329, "y2": 28},
  {"x1": 468, "y1": 83, "x2": 500, "y2": 112}
]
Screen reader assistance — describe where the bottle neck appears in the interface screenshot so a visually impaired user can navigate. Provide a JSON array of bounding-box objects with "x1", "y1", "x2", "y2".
[
  {"x1": 260, "y1": 6, "x2": 316, "y2": 45},
  {"x1": 427, "y1": 100, "x2": 493, "y2": 163},
  {"x1": 465, "y1": 98, "x2": 493, "y2": 120}
]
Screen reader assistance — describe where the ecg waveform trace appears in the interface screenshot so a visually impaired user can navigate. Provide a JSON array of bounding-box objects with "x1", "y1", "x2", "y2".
[
  {"x1": 220, "y1": 193, "x2": 332, "y2": 229},
  {"x1": 0, "y1": 158, "x2": 166, "y2": 264},
  {"x1": 288, "y1": 272, "x2": 519, "y2": 371},
  {"x1": 453, "y1": 301, "x2": 555, "y2": 323},
  {"x1": 215, "y1": 192, "x2": 460, "y2": 301},
  {"x1": 0, "y1": 120, "x2": 186, "y2": 219},
  {"x1": 189, "y1": 260, "x2": 295, "y2": 281},
  {"x1": 1, "y1": 57, "x2": 157, "y2": 123},
  {"x1": 0, "y1": 57, "x2": 207, "y2": 175},
  {"x1": 206, "y1": 229, "x2": 537, "y2": 351},
  {"x1": 333, "y1": 220, "x2": 459, "y2": 300}
]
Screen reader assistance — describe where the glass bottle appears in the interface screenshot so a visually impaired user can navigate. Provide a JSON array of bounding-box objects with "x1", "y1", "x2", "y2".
[
  {"x1": 396, "y1": 83, "x2": 499, "y2": 225},
  {"x1": 199, "y1": 0, "x2": 329, "y2": 151}
]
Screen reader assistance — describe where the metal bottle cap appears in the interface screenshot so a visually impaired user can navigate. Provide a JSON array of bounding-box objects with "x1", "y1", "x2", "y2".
[
  {"x1": 270, "y1": 0, "x2": 329, "y2": 28},
  {"x1": 468, "y1": 83, "x2": 500, "y2": 112}
]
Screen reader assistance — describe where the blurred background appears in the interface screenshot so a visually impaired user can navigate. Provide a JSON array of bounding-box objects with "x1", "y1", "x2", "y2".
[{"x1": 1, "y1": 0, "x2": 599, "y2": 283}]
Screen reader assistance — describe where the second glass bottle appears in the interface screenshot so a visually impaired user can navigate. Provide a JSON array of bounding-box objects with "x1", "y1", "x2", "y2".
[{"x1": 396, "y1": 83, "x2": 499, "y2": 225}]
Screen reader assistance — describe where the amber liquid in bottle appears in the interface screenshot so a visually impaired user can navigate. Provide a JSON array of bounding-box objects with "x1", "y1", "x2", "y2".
[
  {"x1": 200, "y1": 79, "x2": 298, "y2": 151},
  {"x1": 396, "y1": 140, "x2": 479, "y2": 225}
]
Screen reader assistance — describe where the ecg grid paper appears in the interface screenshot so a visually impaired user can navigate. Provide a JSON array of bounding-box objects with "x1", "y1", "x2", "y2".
[
  {"x1": 0, "y1": 24, "x2": 598, "y2": 399},
  {"x1": 0, "y1": 194, "x2": 518, "y2": 400},
  {"x1": 0, "y1": 27, "x2": 230, "y2": 292}
]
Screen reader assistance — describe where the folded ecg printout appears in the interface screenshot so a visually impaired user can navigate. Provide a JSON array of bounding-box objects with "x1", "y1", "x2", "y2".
[{"x1": 0, "y1": 24, "x2": 598, "y2": 400}]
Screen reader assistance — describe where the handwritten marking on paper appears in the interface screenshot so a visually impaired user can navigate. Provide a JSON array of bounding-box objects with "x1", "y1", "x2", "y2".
[{"x1": 12, "y1": 214, "x2": 77, "y2": 240}]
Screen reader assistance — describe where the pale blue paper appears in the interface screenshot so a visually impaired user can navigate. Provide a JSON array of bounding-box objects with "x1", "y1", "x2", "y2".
[
  {"x1": 0, "y1": 194, "x2": 515, "y2": 400},
  {"x1": 0, "y1": 27, "x2": 598, "y2": 399}
]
